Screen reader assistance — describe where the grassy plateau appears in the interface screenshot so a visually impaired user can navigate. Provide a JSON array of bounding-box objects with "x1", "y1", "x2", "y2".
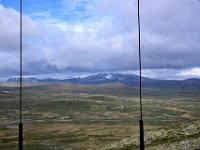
[{"x1": 0, "y1": 83, "x2": 199, "y2": 149}]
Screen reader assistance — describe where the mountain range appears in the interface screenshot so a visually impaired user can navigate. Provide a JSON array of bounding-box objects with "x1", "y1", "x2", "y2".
[{"x1": 7, "y1": 73, "x2": 200, "y2": 90}]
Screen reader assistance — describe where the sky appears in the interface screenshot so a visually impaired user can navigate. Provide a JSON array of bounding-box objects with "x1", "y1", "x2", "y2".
[{"x1": 0, "y1": 0, "x2": 200, "y2": 80}]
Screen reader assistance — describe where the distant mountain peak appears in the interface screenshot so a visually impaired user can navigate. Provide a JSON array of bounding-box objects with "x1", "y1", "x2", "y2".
[
  {"x1": 6, "y1": 73, "x2": 200, "y2": 90},
  {"x1": 97, "y1": 73, "x2": 124, "y2": 80}
]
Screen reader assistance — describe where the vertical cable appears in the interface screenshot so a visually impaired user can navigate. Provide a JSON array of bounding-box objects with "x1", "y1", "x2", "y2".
[
  {"x1": 137, "y1": 0, "x2": 144, "y2": 149},
  {"x1": 138, "y1": 0, "x2": 142, "y2": 122},
  {"x1": 19, "y1": 0, "x2": 23, "y2": 149},
  {"x1": 20, "y1": 0, "x2": 22, "y2": 125}
]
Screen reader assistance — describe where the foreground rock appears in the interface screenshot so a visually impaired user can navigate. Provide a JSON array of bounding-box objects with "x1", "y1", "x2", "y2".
[{"x1": 102, "y1": 121, "x2": 200, "y2": 150}]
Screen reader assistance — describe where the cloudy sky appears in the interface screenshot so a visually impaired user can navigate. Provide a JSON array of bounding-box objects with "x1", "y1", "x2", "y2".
[{"x1": 0, "y1": 0, "x2": 200, "y2": 80}]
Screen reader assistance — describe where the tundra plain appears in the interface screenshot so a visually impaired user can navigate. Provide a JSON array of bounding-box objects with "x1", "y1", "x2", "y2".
[{"x1": 0, "y1": 83, "x2": 199, "y2": 149}]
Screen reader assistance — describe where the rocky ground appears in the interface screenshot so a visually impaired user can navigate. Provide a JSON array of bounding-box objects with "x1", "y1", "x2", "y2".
[{"x1": 102, "y1": 121, "x2": 200, "y2": 150}]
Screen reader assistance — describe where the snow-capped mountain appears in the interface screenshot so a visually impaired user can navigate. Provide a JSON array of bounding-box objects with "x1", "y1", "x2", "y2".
[{"x1": 6, "y1": 73, "x2": 200, "y2": 90}]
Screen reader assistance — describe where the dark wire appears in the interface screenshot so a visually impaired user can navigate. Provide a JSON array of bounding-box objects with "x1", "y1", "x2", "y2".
[
  {"x1": 137, "y1": 0, "x2": 143, "y2": 120},
  {"x1": 20, "y1": 0, "x2": 22, "y2": 124}
]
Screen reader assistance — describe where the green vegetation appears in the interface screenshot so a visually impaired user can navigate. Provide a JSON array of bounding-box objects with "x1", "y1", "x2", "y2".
[{"x1": 0, "y1": 83, "x2": 199, "y2": 149}]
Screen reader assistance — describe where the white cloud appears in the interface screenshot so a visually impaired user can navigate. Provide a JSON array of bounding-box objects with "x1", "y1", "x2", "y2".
[
  {"x1": 0, "y1": 5, "x2": 44, "y2": 76},
  {"x1": 0, "y1": 5, "x2": 19, "y2": 51},
  {"x1": 177, "y1": 68, "x2": 200, "y2": 79},
  {"x1": 1, "y1": 0, "x2": 200, "y2": 80}
]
